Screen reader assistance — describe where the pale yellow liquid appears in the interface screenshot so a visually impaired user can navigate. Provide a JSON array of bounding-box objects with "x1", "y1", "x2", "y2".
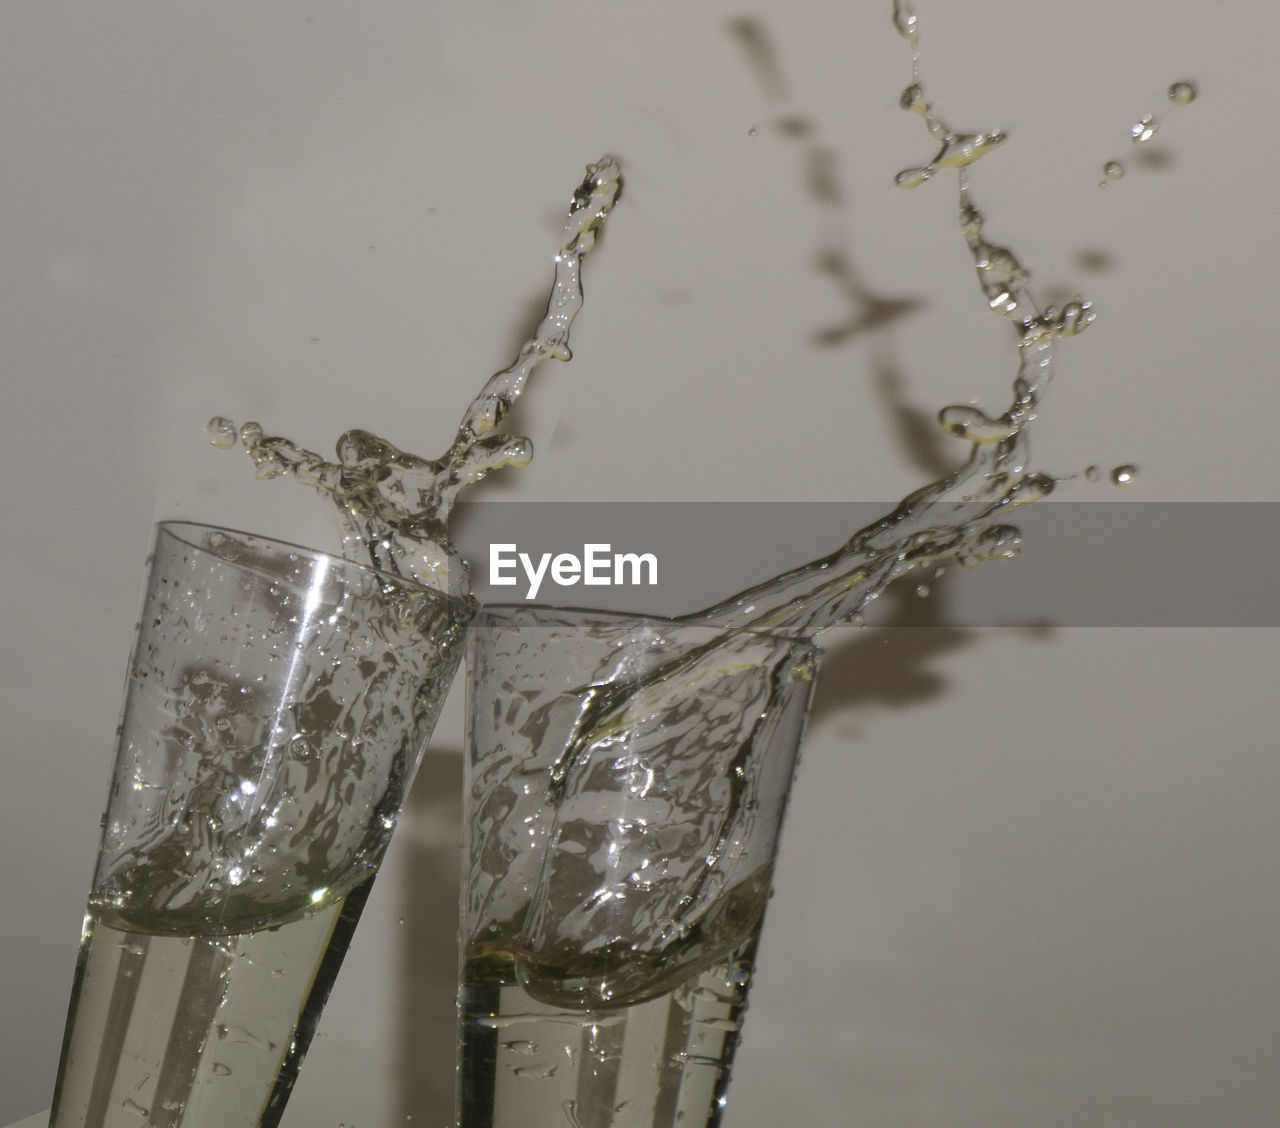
[
  {"x1": 50, "y1": 881, "x2": 370, "y2": 1128},
  {"x1": 459, "y1": 943, "x2": 756, "y2": 1128}
]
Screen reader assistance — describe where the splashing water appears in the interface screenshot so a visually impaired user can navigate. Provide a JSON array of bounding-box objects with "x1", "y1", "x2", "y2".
[
  {"x1": 203, "y1": 7, "x2": 1144, "y2": 1005},
  {"x1": 892, "y1": 78, "x2": 1007, "y2": 189},
  {"x1": 538, "y1": 2, "x2": 1100, "y2": 814},
  {"x1": 467, "y1": 0, "x2": 1116, "y2": 989},
  {"x1": 209, "y1": 7, "x2": 1102, "y2": 783},
  {"x1": 212, "y1": 18, "x2": 1093, "y2": 636},
  {"x1": 690, "y1": 5, "x2": 1091, "y2": 640},
  {"x1": 210, "y1": 156, "x2": 623, "y2": 594}
]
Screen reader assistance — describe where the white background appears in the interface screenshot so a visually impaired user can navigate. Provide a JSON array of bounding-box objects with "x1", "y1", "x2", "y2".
[{"x1": 4, "y1": 2, "x2": 1279, "y2": 1125}]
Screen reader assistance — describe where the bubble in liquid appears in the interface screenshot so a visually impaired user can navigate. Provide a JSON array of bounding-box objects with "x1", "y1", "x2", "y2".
[
  {"x1": 205, "y1": 416, "x2": 238, "y2": 449},
  {"x1": 514, "y1": 1061, "x2": 558, "y2": 1080},
  {"x1": 1110, "y1": 464, "x2": 1137, "y2": 486},
  {"x1": 1168, "y1": 80, "x2": 1197, "y2": 106},
  {"x1": 1102, "y1": 160, "x2": 1125, "y2": 181},
  {"x1": 1130, "y1": 114, "x2": 1159, "y2": 143}
]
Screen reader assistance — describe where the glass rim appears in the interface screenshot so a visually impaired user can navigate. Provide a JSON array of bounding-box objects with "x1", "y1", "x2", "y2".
[
  {"x1": 474, "y1": 601, "x2": 822, "y2": 655},
  {"x1": 155, "y1": 519, "x2": 474, "y2": 613}
]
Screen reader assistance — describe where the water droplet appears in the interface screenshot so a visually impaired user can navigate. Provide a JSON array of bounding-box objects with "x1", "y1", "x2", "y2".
[
  {"x1": 1044, "y1": 299, "x2": 1094, "y2": 337},
  {"x1": 747, "y1": 126, "x2": 759, "y2": 138},
  {"x1": 892, "y1": 0, "x2": 919, "y2": 44},
  {"x1": 938, "y1": 405, "x2": 1017, "y2": 444},
  {"x1": 1111, "y1": 464, "x2": 1137, "y2": 486},
  {"x1": 894, "y1": 166, "x2": 932, "y2": 189},
  {"x1": 899, "y1": 83, "x2": 928, "y2": 114},
  {"x1": 121, "y1": 1099, "x2": 149, "y2": 1118},
  {"x1": 212, "y1": 1061, "x2": 233, "y2": 1077},
  {"x1": 1084, "y1": 465, "x2": 1100, "y2": 482},
  {"x1": 205, "y1": 416, "x2": 237, "y2": 449},
  {"x1": 914, "y1": 583, "x2": 931, "y2": 598},
  {"x1": 1102, "y1": 160, "x2": 1125, "y2": 181},
  {"x1": 1130, "y1": 114, "x2": 1159, "y2": 143},
  {"x1": 1168, "y1": 80, "x2": 1197, "y2": 106}
]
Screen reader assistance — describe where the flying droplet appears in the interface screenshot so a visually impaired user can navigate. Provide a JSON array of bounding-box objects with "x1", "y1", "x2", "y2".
[
  {"x1": 1102, "y1": 160, "x2": 1125, "y2": 181},
  {"x1": 894, "y1": 166, "x2": 932, "y2": 189},
  {"x1": 1110, "y1": 465, "x2": 1137, "y2": 486},
  {"x1": 938, "y1": 405, "x2": 1017, "y2": 444},
  {"x1": 899, "y1": 83, "x2": 929, "y2": 114},
  {"x1": 1130, "y1": 115, "x2": 1159, "y2": 143},
  {"x1": 1044, "y1": 299, "x2": 1094, "y2": 337},
  {"x1": 205, "y1": 416, "x2": 238, "y2": 450},
  {"x1": 1167, "y1": 80, "x2": 1197, "y2": 106},
  {"x1": 892, "y1": 0, "x2": 919, "y2": 44}
]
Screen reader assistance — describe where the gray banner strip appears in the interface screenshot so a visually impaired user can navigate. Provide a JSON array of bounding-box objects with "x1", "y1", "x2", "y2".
[{"x1": 450, "y1": 502, "x2": 1279, "y2": 627}]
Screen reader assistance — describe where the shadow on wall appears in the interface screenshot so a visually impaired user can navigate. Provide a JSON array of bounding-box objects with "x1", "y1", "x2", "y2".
[{"x1": 727, "y1": 15, "x2": 923, "y2": 351}]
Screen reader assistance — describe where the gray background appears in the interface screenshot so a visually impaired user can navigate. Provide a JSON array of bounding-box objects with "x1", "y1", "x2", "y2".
[{"x1": 4, "y1": 2, "x2": 1279, "y2": 1125}]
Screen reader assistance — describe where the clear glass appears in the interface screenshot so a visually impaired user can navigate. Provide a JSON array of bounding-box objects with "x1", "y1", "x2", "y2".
[
  {"x1": 458, "y1": 606, "x2": 817, "y2": 1128},
  {"x1": 50, "y1": 521, "x2": 471, "y2": 1128}
]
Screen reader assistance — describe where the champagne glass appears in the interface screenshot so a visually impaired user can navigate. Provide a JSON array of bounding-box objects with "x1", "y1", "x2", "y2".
[
  {"x1": 50, "y1": 521, "x2": 470, "y2": 1128},
  {"x1": 458, "y1": 606, "x2": 817, "y2": 1128}
]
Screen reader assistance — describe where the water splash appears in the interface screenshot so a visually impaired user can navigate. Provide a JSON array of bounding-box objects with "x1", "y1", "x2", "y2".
[
  {"x1": 211, "y1": 156, "x2": 623, "y2": 594},
  {"x1": 691, "y1": 3, "x2": 1091, "y2": 640},
  {"x1": 539, "y1": 0, "x2": 1098, "y2": 833},
  {"x1": 893, "y1": 80, "x2": 1007, "y2": 189},
  {"x1": 892, "y1": 0, "x2": 920, "y2": 49}
]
